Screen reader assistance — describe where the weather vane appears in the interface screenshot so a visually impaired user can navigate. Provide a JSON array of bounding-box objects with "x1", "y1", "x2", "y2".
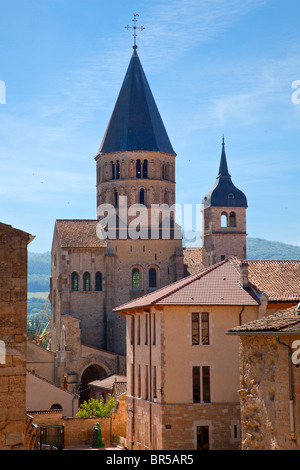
[{"x1": 125, "y1": 13, "x2": 145, "y2": 49}]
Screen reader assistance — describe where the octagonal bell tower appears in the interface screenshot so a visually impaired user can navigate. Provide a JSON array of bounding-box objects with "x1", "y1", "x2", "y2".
[{"x1": 94, "y1": 34, "x2": 183, "y2": 355}]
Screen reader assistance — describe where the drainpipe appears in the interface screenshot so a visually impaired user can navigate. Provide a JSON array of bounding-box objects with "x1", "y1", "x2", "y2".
[
  {"x1": 127, "y1": 313, "x2": 135, "y2": 449},
  {"x1": 275, "y1": 336, "x2": 295, "y2": 438},
  {"x1": 239, "y1": 306, "x2": 245, "y2": 326},
  {"x1": 149, "y1": 311, "x2": 153, "y2": 450}
]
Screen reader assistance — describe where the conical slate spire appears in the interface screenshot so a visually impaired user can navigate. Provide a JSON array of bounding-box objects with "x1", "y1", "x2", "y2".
[
  {"x1": 202, "y1": 138, "x2": 247, "y2": 208},
  {"x1": 217, "y1": 136, "x2": 230, "y2": 178},
  {"x1": 98, "y1": 49, "x2": 175, "y2": 155}
]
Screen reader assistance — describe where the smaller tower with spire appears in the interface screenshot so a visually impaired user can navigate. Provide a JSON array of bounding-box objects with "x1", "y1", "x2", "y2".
[{"x1": 201, "y1": 138, "x2": 247, "y2": 267}]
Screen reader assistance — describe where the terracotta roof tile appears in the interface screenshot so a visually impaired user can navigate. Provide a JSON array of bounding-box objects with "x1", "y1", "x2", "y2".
[
  {"x1": 228, "y1": 304, "x2": 300, "y2": 334},
  {"x1": 55, "y1": 219, "x2": 106, "y2": 248},
  {"x1": 114, "y1": 259, "x2": 259, "y2": 312},
  {"x1": 230, "y1": 257, "x2": 300, "y2": 302}
]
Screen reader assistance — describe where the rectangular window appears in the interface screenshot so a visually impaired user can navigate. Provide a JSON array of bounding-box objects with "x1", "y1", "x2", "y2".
[
  {"x1": 130, "y1": 363, "x2": 134, "y2": 396},
  {"x1": 145, "y1": 365, "x2": 149, "y2": 400},
  {"x1": 193, "y1": 366, "x2": 210, "y2": 403},
  {"x1": 192, "y1": 313, "x2": 199, "y2": 345},
  {"x1": 153, "y1": 366, "x2": 157, "y2": 400},
  {"x1": 197, "y1": 426, "x2": 209, "y2": 450},
  {"x1": 130, "y1": 317, "x2": 134, "y2": 346},
  {"x1": 192, "y1": 313, "x2": 209, "y2": 345},
  {"x1": 152, "y1": 314, "x2": 156, "y2": 345},
  {"x1": 138, "y1": 364, "x2": 141, "y2": 398},
  {"x1": 202, "y1": 366, "x2": 210, "y2": 403},
  {"x1": 201, "y1": 313, "x2": 209, "y2": 345},
  {"x1": 145, "y1": 314, "x2": 148, "y2": 345},
  {"x1": 231, "y1": 422, "x2": 241, "y2": 441},
  {"x1": 193, "y1": 366, "x2": 200, "y2": 403},
  {"x1": 137, "y1": 315, "x2": 141, "y2": 345}
]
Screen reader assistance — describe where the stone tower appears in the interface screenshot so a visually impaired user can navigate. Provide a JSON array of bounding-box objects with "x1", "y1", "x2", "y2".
[
  {"x1": 95, "y1": 47, "x2": 176, "y2": 218},
  {"x1": 202, "y1": 138, "x2": 247, "y2": 267},
  {"x1": 49, "y1": 41, "x2": 184, "y2": 395},
  {"x1": 95, "y1": 46, "x2": 183, "y2": 355}
]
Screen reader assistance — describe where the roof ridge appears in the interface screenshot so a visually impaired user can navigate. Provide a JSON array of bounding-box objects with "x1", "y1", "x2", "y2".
[
  {"x1": 248, "y1": 259, "x2": 300, "y2": 263},
  {"x1": 56, "y1": 219, "x2": 98, "y2": 222}
]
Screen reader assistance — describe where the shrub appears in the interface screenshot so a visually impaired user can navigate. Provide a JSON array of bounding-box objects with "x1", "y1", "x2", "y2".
[{"x1": 76, "y1": 396, "x2": 116, "y2": 418}]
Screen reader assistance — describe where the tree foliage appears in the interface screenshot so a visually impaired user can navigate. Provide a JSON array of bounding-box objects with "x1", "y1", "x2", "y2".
[{"x1": 76, "y1": 396, "x2": 116, "y2": 418}]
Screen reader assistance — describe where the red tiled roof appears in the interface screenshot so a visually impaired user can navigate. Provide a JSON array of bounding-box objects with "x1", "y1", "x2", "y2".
[
  {"x1": 227, "y1": 304, "x2": 300, "y2": 334},
  {"x1": 230, "y1": 257, "x2": 300, "y2": 302},
  {"x1": 114, "y1": 259, "x2": 259, "y2": 312},
  {"x1": 55, "y1": 220, "x2": 106, "y2": 248}
]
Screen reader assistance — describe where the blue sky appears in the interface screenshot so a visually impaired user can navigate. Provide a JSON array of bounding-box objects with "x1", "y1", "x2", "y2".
[{"x1": 1, "y1": 0, "x2": 300, "y2": 252}]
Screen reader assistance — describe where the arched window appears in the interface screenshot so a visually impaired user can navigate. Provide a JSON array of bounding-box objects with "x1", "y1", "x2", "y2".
[
  {"x1": 50, "y1": 403, "x2": 62, "y2": 410},
  {"x1": 136, "y1": 159, "x2": 141, "y2": 178},
  {"x1": 116, "y1": 160, "x2": 120, "y2": 179},
  {"x1": 149, "y1": 268, "x2": 157, "y2": 289},
  {"x1": 163, "y1": 190, "x2": 168, "y2": 204},
  {"x1": 114, "y1": 190, "x2": 118, "y2": 208},
  {"x1": 139, "y1": 188, "x2": 145, "y2": 205},
  {"x1": 143, "y1": 159, "x2": 148, "y2": 178},
  {"x1": 95, "y1": 272, "x2": 102, "y2": 291},
  {"x1": 162, "y1": 163, "x2": 166, "y2": 180},
  {"x1": 229, "y1": 211, "x2": 236, "y2": 227},
  {"x1": 221, "y1": 212, "x2": 228, "y2": 227},
  {"x1": 111, "y1": 162, "x2": 115, "y2": 180},
  {"x1": 83, "y1": 272, "x2": 91, "y2": 291},
  {"x1": 166, "y1": 162, "x2": 170, "y2": 180},
  {"x1": 132, "y1": 268, "x2": 141, "y2": 289},
  {"x1": 97, "y1": 165, "x2": 101, "y2": 184},
  {"x1": 71, "y1": 272, "x2": 79, "y2": 291}
]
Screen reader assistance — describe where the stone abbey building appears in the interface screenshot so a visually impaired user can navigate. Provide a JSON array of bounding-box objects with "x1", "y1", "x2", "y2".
[{"x1": 49, "y1": 43, "x2": 248, "y2": 402}]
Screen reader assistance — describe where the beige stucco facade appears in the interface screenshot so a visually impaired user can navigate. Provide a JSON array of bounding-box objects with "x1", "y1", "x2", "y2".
[
  {"x1": 27, "y1": 341, "x2": 55, "y2": 383},
  {"x1": 123, "y1": 303, "x2": 259, "y2": 450},
  {"x1": 26, "y1": 371, "x2": 78, "y2": 417}
]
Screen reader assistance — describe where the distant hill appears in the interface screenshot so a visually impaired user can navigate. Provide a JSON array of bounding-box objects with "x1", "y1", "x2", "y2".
[
  {"x1": 247, "y1": 237, "x2": 300, "y2": 260},
  {"x1": 28, "y1": 251, "x2": 51, "y2": 292}
]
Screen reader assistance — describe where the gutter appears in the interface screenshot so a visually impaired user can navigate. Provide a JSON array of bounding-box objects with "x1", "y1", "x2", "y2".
[{"x1": 226, "y1": 330, "x2": 300, "y2": 336}]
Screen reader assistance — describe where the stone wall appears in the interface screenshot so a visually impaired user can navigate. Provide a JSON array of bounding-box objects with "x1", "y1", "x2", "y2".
[
  {"x1": 126, "y1": 396, "x2": 241, "y2": 450},
  {"x1": 0, "y1": 223, "x2": 31, "y2": 450},
  {"x1": 238, "y1": 334, "x2": 300, "y2": 450},
  {"x1": 29, "y1": 394, "x2": 127, "y2": 448}
]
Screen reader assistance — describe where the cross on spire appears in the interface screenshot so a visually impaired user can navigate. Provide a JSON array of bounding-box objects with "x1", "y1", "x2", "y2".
[{"x1": 125, "y1": 13, "x2": 145, "y2": 49}]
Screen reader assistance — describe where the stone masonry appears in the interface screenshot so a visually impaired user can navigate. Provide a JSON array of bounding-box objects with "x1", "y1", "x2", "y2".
[{"x1": 0, "y1": 223, "x2": 32, "y2": 450}]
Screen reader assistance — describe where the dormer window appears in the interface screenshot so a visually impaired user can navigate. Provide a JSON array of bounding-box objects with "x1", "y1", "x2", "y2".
[{"x1": 228, "y1": 193, "x2": 234, "y2": 199}]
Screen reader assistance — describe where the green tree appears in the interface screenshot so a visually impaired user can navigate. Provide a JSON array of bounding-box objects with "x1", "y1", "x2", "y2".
[{"x1": 76, "y1": 396, "x2": 116, "y2": 418}]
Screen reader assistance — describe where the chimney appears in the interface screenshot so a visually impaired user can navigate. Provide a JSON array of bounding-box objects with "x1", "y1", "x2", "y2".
[{"x1": 240, "y1": 261, "x2": 249, "y2": 288}]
